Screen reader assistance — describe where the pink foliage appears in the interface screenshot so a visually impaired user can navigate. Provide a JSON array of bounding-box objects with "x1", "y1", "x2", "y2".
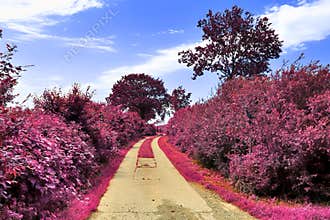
[
  {"x1": 138, "y1": 138, "x2": 155, "y2": 158},
  {"x1": 0, "y1": 30, "x2": 24, "y2": 106},
  {"x1": 1, "y1": 87, "x2": 154, "y2": 219},
  {"x1": 34, "y1": 85, "x2": 155, "y2": 162},
  {"x1": 0, "y1": 29, "x2": 154, "y2": 219},
  {"x1": 82, "y1": 102, "x2": 154, "y2": 161},
  {"x1": 158, "y1": 136, "x2": 330, "y2": 220},
  {"x1": 178, "y1": 6, "x2": 282, "y2": 80},
  {"x1": 169, "y1": 86, "x2": 191, "y2": 112},
  {"x1": 106, "y1": 73, "x2": 169, "y2": 121},
  {"x1": 0, "y1": 108, "x2": 97, "y2": 219},
  {"x1": 167, "y1": 63, "x2": 330, "y2": 202}
]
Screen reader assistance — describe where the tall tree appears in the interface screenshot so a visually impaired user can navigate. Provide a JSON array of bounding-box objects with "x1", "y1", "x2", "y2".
[
  {"x1": 106, "y1": 73, "x2": 168, "y2": 121},
  {"x1": 170, "y1": 86, "x2": 191, "y2": 111},
  {"x1": 179, "y1": 6, "x2": 282, "y2": 81}
]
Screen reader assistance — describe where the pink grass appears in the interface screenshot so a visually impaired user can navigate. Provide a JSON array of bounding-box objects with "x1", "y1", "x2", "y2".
[
  {"x1": 57, "y1": 141, "x2": 136, "y2": 220},
  {"x1": 158, "y1": 136, "x2": 330, "y2": 220},
  {"x1": 138, "y1": 137, "x2": 155, "y2": 158}
]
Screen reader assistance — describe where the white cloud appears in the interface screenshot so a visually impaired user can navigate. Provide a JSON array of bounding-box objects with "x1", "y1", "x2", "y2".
[
  {"x1": 137, "y1": 53, "x2": 154, "y2": 57},
  {"x1": 6, "y1": 23, "x2": 53, "y2": 40},
  {"x1": 0, "y1": 0, "x2": 116, "y2": 52},
  {"x1": 168, "y1": 29, "x2": 184, "y2": 34},
  {"x1": 0, "y1": 0, "x2": 103, "y2": 23},
  {"x1": 152, "y1": 29, "x2": 185, "y2": 36},
  {"x1": 94, "y1": 42, "x2": 199, "y2": 90},
  {"x1": 6, "y1": 23, "x2": 116, "y2": 52},
  {"x1": 64, "y1": 36, "x2": 116, "y2": 52},
  {"x1": 94, "y1": 0, "x2": 330, "y2": 88},
  {"x1": 83, "y1": 42, "x2": 200, "y2": 101},
  {"x1": 265, "y1": 0, "x2": 330, "y2": 49},
  {"x1": 12, "y1": 73, "x2": 68, "y2": 107}
]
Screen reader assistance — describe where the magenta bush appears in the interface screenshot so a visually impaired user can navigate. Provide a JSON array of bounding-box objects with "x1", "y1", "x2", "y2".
[
  {"x1": 33, "y1": 84, "x2": 93, "y2": 125},
  {"x1": 82, "y1": 102, "x2": 155, "y2": 161},
  {"x1": 159, "y1": 136, "x2": 330, "y2": 220},
  {"x1": 34, "y1": 85, "x2": 155, "y2": 162},
  {"x1": 0, "y1": 108, "x2": 98, "y2": 219},
  {"x1": 1, "y1": 69, "x2": 154, "y2": 219},
  {"x1": 167, "y1": 63, "x2": 330, "y2": 202},
  {"x1": 0, "y1": 103, "x2": 153, "y2": 219},
  {"x1": 0, "y1": 29, "x2": 155, "y2": 218}
]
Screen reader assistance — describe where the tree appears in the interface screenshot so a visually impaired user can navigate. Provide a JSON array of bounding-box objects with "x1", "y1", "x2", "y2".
[
  {"x1": 178, "y1": 6, "x2": 282, "y2": 81},
  {"x1": 106, "y1": 73, "x2": 168, "y2": 121},
  {"x1": 0, "y1": 29, "x2": 24, "y2": 106},
  {"x1": 170, "y1": 86, "x2": 191, "y2": 111},
  {"x1": 34, "y1": 83, "x2": 94, "y2": 124}
]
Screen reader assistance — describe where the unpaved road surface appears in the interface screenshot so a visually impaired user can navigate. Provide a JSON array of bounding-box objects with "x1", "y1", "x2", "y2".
[{"x1": 89, "y1": 137, "x2": 254, "y2": 220}]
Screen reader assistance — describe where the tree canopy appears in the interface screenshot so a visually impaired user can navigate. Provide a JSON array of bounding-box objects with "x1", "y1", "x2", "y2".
[
  {"x1": 106, "y1": 73, "x2": 169, "y2": 121},
  {"x1": 170, "y1": 86, "x2": 191, "y2": 112},
  {"x1": 178, "y1": 6, "x2": 283, "y2": 81}
]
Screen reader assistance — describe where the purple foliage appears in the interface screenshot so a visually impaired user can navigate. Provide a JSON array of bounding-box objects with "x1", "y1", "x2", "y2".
[
  {"x1": 0, "y1": 108, "x2": 97, "y2": 219},
  {"x1": 159, "y1": 136, "x2": 330, "y2": 220},
  {"x1": 167, "y1": 63, "x2": 330, "y2": 202}
]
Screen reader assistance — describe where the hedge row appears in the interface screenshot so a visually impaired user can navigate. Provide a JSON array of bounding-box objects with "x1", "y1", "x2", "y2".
[
  {"x1": 167, "y1": 63, "x2": 330, "y2": 202},
  {"x1": 0, "y1": 85, "x2": 154, "y2": 219}
]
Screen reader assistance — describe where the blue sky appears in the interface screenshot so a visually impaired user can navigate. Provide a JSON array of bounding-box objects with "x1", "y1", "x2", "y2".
[{"x1": 1, "y1": 0, "x2": 330, "y2": 105}]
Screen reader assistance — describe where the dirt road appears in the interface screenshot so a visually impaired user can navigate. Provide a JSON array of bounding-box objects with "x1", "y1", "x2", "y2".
[{"x1": 89, "y1": 137, "x2": 254, "y2": 220}]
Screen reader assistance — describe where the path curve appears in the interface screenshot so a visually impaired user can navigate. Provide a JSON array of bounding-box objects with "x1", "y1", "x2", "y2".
[{"x1": 89, "y1": 136, "x2": 252, "y2": 220}]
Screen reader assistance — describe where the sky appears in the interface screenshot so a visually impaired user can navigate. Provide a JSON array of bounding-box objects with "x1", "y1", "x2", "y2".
[{"x1": 1, "y1": 0, "x2": 330, "y2": 106}]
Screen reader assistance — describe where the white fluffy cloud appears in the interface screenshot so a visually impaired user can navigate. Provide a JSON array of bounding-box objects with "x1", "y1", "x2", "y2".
[
  {"x1": 265, "y1": 0, "x2": 330, "y2": 49},
  {"x1": 0, "y1": 0, "x2": 103, "y2": 22},
  {"x1": 0, "y1": 0, "x2": 117, "y2": 52}
]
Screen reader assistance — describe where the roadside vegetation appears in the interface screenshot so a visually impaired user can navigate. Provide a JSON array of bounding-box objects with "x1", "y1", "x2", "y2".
[
  {"x1": 0, "y1": 4, "x2": 329, "y2": 220},
  {"x1": 166, "y1": 5, "x2": 329, "y2": 218}
]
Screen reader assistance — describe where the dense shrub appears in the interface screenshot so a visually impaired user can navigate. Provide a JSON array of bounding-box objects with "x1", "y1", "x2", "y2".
[
  {"x1": 0, "y1": 108, "x2": 98, "y2": 219},
  {"x1": 82, "y1": 102, "x2": 155, "y2": 161},
  {"x1": 275, "y1": 62, "x2": 330, "y2": 110},
  {"x1": 159, "y1": 136, "x2": 330, "y2": 220},
  {"x1": 33, "y1": 84, "x2": 93, "y2": 125},
  {"x1": 34, "y1": 85, "x2": 155, "y2": 162},
  {"x1": 1, "y1": 101, "x2": 153, "y2": 218},
  {"x1": 0, "y1": 28, "x2": 154, "y2": 219},
  {"x1": 167, "y1": 63, "x2": 330, "y2": 202}
]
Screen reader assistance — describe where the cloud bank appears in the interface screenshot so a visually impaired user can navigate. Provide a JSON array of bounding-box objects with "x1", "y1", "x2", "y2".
[
  {"x1": 0, "y1": 0, "x2": 103, "y2": 22},
  {"x1": 1, "y1": 0, "x2": 116, "y2": 52},
  {"x1": 265, "y1": 0, "x2": 330, "y2": 49}
]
